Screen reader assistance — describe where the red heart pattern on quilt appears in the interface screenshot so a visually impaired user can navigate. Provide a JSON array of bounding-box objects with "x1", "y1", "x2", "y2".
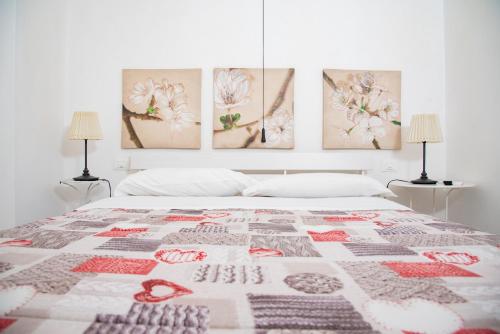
[
  {"x1": 155, "y1": 248, "x2": 207, "y2": 264},
  {"x1": 0, "y1": 240, "x2": 32, "y2": 247},
  {"x1": 134, "y1": 279, "x2": 192, "y2": 303},
  {"x1": 249, "y1": 247, "x2": 284, "y2": 257}
]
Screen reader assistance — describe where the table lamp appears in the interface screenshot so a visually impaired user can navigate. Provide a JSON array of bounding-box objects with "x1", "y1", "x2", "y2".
[
  {"x1": 68, "y1": 111, "x2": 103, "y2": 181},
  {"x1": 408, "y1": 113, "x2": 443, "y2": 184}
]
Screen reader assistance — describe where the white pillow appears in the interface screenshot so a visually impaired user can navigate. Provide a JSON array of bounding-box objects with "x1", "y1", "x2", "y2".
[
  {"x1": 115, "y1": 168, "x2": 257, "y2": 197},
  {"x1": 242, "y1": 173, "x2": 394, "y2": 198}
]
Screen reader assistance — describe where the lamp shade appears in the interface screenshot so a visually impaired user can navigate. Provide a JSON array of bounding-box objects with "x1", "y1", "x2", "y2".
[
  {"x1": 407, "y1": 114, "x2": 443, "y2": 143},
  {"x1": 68, "y1": 112, "x2": 103, "y2": 140}
]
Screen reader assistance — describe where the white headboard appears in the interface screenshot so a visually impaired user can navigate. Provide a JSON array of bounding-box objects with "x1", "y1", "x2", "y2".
[{"x1": 128, "y1": 153, "x2": 372, "y2": 175}]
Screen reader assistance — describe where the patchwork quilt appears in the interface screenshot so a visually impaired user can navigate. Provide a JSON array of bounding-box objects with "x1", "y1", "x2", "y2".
[{"x1": 0, "y1": 208, "x2": 499, "y2": 333}]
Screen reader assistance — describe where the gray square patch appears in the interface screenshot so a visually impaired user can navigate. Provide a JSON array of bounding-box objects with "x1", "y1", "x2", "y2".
[
  {"x1": 382, "y1": 234, "x2": 484, "y2": 247},
  {"x1": 0, "y1": 253, "x2": 96, "y2": 294},
  {"x1": 343, "y1": 243, "x2": 417, "y2": 256},
  {"x1": 250, "y1": 236, "x2": 321, "y2": 257},
  {"x1": 95, "y1": 238, "x2": 162, "y2": 252},
  {"x1": 338, "y1": 261, "x2": 466, "y2": 304},
  {"x1": 247, "y1": 294, "x2": 373, "y2": 331}
]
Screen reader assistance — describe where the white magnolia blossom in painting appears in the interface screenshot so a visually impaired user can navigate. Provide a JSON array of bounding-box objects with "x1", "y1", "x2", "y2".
[
  {"x1": 129, "y1": 78, "x2": 160, "y2": 105},
  {"x1": 330, "y1": 71, "x2": 400, "y2": 146},
  {"x1": 157, "y1": 81, "x2": 194, "y2": 131},
  {"x1": 358, "y1": 116, "x2": 386, "y2": 143},
  {"x1": 214, "y1": 69, "x2": 251, "y2": 110},
  {"x1": 129, "y1": 78, "x2": 194, "y2": 131},
  {"x1": 264, "y1": 108, "x2": 294, "y2": 146}
]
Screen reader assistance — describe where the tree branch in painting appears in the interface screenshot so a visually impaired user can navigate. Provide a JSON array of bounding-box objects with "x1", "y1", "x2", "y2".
[{"x1": 122, "y1": 105, "x2": 163, "y2": 148}]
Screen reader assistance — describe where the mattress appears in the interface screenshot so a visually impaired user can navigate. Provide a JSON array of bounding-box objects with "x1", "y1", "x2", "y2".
[{"x1": 0, "y1": 196, "x2": 499, "y2": 333}]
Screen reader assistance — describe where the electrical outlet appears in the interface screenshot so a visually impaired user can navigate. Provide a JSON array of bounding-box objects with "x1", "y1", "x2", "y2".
[
  {"x1": 114, "y1": 159, "x2": 129, "y2": 170},
  {"x1": 382, "y1": 165, "x2": 396, "y2": 173},
  {"x1": 380, "y1": 159, "x2": 397, "y2": 173}
]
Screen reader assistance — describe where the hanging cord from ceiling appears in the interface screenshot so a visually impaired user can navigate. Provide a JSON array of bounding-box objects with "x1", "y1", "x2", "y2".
[{"x1": 260, "y1": 0, "x2": 266, "y2": 143}]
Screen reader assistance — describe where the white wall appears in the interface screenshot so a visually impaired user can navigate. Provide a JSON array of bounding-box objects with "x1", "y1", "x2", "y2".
[
  {"x1": 444, "y1": 0, "x2": 500, "y2": 233},
  {"x1": 61, "y1": 0, "x2": 446, "y2": 212},
  {"x1": 12, "y1": 0, "x2": 67, "y2": 225},
  {"x1": 0, "y1": 0, "x2": 16, "y2": 228},
  {"x1": 3, "y1": 0, "x2": 449, "y2": 225}
]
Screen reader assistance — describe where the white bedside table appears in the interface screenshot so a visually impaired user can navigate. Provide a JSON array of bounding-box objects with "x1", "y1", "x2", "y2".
[
  {"x1": 59, "y1": 178, "x2": 112, "y2": 205},
  {"x1": 388, "y1": 181, "x2": 475, "y2": 220}
]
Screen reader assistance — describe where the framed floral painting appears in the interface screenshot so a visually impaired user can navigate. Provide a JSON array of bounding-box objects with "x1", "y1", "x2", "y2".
[
  {"x1": 213, "y1": 68, "x2": 295, "y2": 149},
  {"x1": 122, "y1": 69, "x2": 201, "y2": 149},
  {"x1": 323, "y1": 69, "x2": 401, "y2": 149}
]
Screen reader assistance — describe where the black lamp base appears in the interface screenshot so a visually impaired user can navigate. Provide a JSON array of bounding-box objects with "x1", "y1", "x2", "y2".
[
  {"x1": 411, "y1": 177, "x2": 437, "y2": 185},
  {"x1": 73, "y1": 174, "x2": 99, "y2": 181},
  {"x1": 74, "y1": 139, "x2": 99, "y2": 181},
  {"x1": 412, "y1": 141, "x2": 438, "y2": 185}
]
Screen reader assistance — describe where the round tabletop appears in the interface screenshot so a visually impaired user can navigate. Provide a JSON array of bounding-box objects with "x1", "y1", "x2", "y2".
[{"x1": 389, "y1": 180, "x2": 475, "y2": 189}]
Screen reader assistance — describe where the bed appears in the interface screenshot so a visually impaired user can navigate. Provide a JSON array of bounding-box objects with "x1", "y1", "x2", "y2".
[{"x1": 0, "y1": 170, "x2": 499, "y2": 334}]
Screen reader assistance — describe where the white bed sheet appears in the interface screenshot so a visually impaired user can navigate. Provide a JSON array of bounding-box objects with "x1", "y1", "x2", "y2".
[{"x1": 79, "y1": 195, "x2": 408, "y2": 211}]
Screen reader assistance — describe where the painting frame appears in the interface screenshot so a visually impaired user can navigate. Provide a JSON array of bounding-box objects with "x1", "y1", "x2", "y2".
[
  {"x1": 212, "y1": 67, "x2": 295, "y2": 149},
  {"x1": 122, "y1": 68, "x2": 202, "y2": 149},
  {"x1": 323, "y1": 69, "x2": 401, "y2": 150}
]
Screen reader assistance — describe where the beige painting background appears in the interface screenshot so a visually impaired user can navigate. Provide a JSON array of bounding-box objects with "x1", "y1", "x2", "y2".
[
  {"x1": 122, "y1": 69, "x2": 201, "y2": 149},
  {"x1": 323, "y1": 69, "x2": 401, "y2": 149},
  {"x1": 213, "y1": 68, "x2": 294, "y2": 149}
]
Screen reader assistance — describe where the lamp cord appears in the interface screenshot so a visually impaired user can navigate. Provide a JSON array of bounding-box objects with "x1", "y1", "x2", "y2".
[
  {"x1": 260, "y1": 0, "x2": 266, "y2": 143},
  {"x1": 100, "y1": 178, "x2": 112, "y2": 197},
  {"x1": 386, "y1": 179, "x2": 409, "y2": 188}
]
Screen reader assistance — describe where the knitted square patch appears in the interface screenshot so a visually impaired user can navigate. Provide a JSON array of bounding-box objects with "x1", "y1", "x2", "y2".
[
  {"x1": 247, "y1": 294, "x2": 373, "y2": 331},
  {"x1": 381, "y1": 234, "x2": 484, "y2": 247},
  {"x1": 72, "y1": 257, "x2": 157, "y2": 275},
  {"x1": 425, "y1": 222, "x2": 478, "y2": 234},
  {"x1": 383, "y1": 262, "x2": 480, "y2": 278},
  {"x1": 250, "y1": 236, "x2": 321, "y2": 257},
  {"x1": 308, "y1": 210, "x2": 348, "y2": 215},
  {"x1": 338, "y1": 261, "x2": 466, "y2": 304},
  {"x1": 94, "y1": 228, "x2": 148, "y2": 237},
  {"x1": 0, "y1": 253, "x2": 96, "y2": 294},
  {"x1": 168, "y1": 209, "x2": 205, "y2": 215},
  {"x1": 192, "y1": 264, "x2": 267, "y2": 284},
  {"x1": 63, "y1": 220, "x2": 114, "y2": 230},
  {"x1": 267, "y1": 218, "x2": 296, "y2": 224},
  {"x1": 248, "y1": 223, "x2": 297, "y2": 234},
  {"x1": 95, "y1": 238, "x2": 162, "y2": 252},
  {"x1": 25, "y1": 230, "x2": 92, "y2": 249},
  {"x1": 85, "y1": 302, "x2": 209, "y2": 333},
  {"x1": 0, "y1": 221, "x2": 50, "y2": 238},
  {"x1": 343, "y1": 243, "x2": 417, "y2": 256},
  {"x1": 376, "y1": 225, "x2": 427, "y2": 235},
  {"x1": 308, "y1": 230, "x2": 350, "y2": 242},
  {"x1": 179, "y1": 225, "x2": 229, "y2": 233},
  {"x1": 162, "y1": 232, "x2": 249, "y2": 246}
]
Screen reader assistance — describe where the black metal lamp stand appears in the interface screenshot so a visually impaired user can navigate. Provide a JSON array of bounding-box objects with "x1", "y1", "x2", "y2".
[
  {"x1": 73, "y1": 139, "x2": 99, "y2": 181},
  {"x1": 411, "y1": 141, "x2": 437, "y2": 184}
]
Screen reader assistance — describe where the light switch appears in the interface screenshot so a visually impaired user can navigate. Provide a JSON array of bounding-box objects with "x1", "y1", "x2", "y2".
[{"x1": 114, "y1": 159, "x2": 129, "y2": 170}]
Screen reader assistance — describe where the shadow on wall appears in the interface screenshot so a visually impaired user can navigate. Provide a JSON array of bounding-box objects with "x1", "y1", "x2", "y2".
[
  {"x1": 54, "y1": 125, "x2": 106, "y2": 211},
  {"x1": 377, "y1": 126, "x2": 447, "y2": 216}
]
